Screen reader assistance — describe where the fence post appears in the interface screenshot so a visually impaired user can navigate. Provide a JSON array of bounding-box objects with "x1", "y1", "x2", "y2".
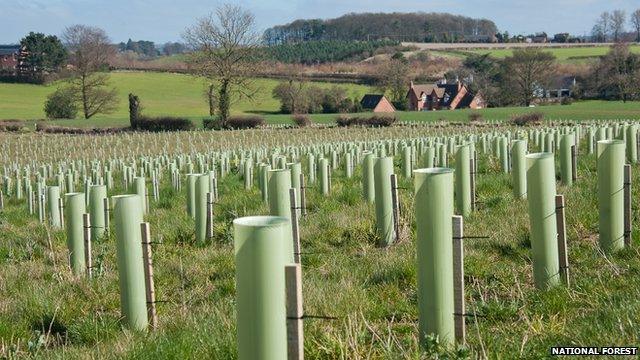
[
  {"x1": 83, "y1": 213, "x2": 93, "y2": 279},
  {"x1": 555, "y1": 195, "x2": 570, "y2": 286},
  {"x1": 452, "y1": 215, "x2": 465, "y2": 344},
  {"x1": 290, "y1": 188, "x2": 301, "y2": 264},
  {"x1": 624, "y1": 165, "x2": 632, "y2": 247},
  {"x1": 390, "y1": 174, "x2": 400, "y2": 241},
  {"x1": 39, "y1": 194, "x2": 45, "y2": 223},
  {"x1": 299, "y1": 174, "x2": 307, "y2": 217},
  {"x1": 286, "y1": 263, "x2": 304, "y2": 360},
  {"x1": 141, "y1": 222, "x2": 158, "y2": 330}
]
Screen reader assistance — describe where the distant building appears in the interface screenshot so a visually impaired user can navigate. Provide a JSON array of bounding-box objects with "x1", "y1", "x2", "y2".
[
  {"x1": 406, "y1": 80, "x2": 484, "y2": 111},
  {"x1": 360, "y1": 94, "x2": 396, "y2": 113},
  {"x1": 534, "y1": 76, "x2": 577, "y2": 99},
  {"x1": 0, "y1": 45, "x2": 20, "y2": 73}
]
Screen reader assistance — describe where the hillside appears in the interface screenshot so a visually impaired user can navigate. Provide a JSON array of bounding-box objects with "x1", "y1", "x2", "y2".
[{"x1": 263, "y1": 12, "x2": 498, "y2": 44}]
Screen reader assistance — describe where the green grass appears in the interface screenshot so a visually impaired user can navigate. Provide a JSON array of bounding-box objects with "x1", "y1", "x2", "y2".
[
  {"x1": 434, "y1": 44, "x2": 640, "y2": 63},
  {"x1": 1, "y1": 125, "x2": 640, "y2": 358},
  {"x1": 0, "y1": 71, "x2": 372, "y2": 122},
  {"x1": 1, "y1": 71, "x2": 639, "y2": 129}
]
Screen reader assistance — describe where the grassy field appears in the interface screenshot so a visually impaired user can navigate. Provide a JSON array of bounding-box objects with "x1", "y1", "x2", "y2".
[
  {"x1": 1, "y1": 71, "x2": 639, "y2": 129},
  {"x1": 1, "y1": 124, "x2": 640, "y2": 358},
  {"x1": 433, "y1": 44, "x2": 640, "y2": 63},
  {"x1": 0, "y1": 71, "x2": 372, "y2": 121}
]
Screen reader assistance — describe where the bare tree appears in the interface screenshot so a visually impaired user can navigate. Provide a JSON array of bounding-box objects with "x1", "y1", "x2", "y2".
[
  {"x1": 62, "y1": 25, "x2": 119, "y2": 119},
  {"x1": 501, "y1": 48, "x2": 557, "y2": 106},
  {"x1": 610, "y1": 10, "x2": 627, "y2": 42},
  {"x1": 595, "y1": 11, "x2": 611, "y2": 42},
  {"x1": 591, "y1": 43, "x2": 640, "y2": 102},
  {"x1": 631, "y1": 9, "x2": 640, "y2": 42},
  {"x1": 183, "y1": 4, "x2": 259, "y2": 127}
]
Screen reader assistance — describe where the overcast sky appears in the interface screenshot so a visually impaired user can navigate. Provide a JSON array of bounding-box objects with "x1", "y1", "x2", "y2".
[{"x1": 1, "y1": 0, "x2": 639, "y2": 44}]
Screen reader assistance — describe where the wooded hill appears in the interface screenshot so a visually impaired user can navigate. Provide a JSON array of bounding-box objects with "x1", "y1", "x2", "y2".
[{"x1": 263, "y1": 12, "x2": 498, "y2": 44}]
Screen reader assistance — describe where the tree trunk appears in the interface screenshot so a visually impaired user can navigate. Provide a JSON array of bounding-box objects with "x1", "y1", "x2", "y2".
[
  {"x1": 218, "y1": 79, "x2": 230, "y2": 127},
  {"x1": 82, "y1": 74, "x2": 89, "y2": 119},
  {"x1": 208, "y1": 84, "x2": 216, "y2": 116}
]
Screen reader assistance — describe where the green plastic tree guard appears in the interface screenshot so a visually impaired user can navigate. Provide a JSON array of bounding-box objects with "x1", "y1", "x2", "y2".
[
  {"x1": 47, "y1": 186, "x2": 61, "y2": 229},
  {"x1": 112, "y1": 194, "x2": 148, "y2": 330},
  {"x1": 195, "y1": 173, "x2": 210, "y2": 243},
  {"x1": 526, "y1": 153, "x2": 560, "y2": 289},
  {"x1": 455, "y1": 145, "x2": 471, "y2": 217},
  {"x1": 414, "y1": 167, "x2": 455, "y2": 347},
  {"x1": 597, "y1": 140, "x2": 625, "y2": 253},
  {"x1": 134, "y1": 177, "x2": 147, "y2": 215},
  {"x1": 267, "y1": 169, "x2": 294, "y2": 262},
  {"x1": 374, "y1": 157, "x2": 395, "y2": 246},
  {"x1": 423, "y1": 147, "x2": 435, "y2": 168},
  {"x1": 559, "y1": 134, "x2": 575, "y2": 186},
  {"x1": 499, "y1": 137, "x2": 509, "y2": 173},
  {"x1": 362, "y1": 152, "x2": 375, "y2": 203},
  {"x1": 626, "y1": 125, "x2": 638, "y2": 163},
  {"x1": 511, "y1": 140, "x2": 527, "y2": 199},
  {"x1": 186, "y1": 173, "x2": 197, "y2": 219},
  {"x1": 319, "y1": 158, "x2": 329, "y2": 196},
  {"x1": 89, "y1": 185, "x2": 107, "y2": 241},
  {"x1": 64, "y1": 192, "x2": 86, "y2": 275},
  {"x1": 402, "y1": 146, "x2": 412, "y2": 178},
  {"x1": 233, "y1": 216, "x2": 289, "y2": 360}
]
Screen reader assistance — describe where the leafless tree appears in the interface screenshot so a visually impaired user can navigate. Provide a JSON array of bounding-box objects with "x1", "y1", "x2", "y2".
[
  {"x1": 631, "y1": 9, "x2": 640, "y2": 42},
  {"x1": 62, "y1": 25, "x2": 119, "y2": 119},
  {"x1": 595, "y1": 11, "x2": 611, "y2": 42},
  {"x1": 610, "y1": 10, "x2": 627, "y2": 42},
  {"x1": 501, "y1": 48, "x2": 557, "y2": 106},
  {"x1": 183, "y1": 4, "x2": 260, "y2": 127},
  {"x1": 591, "y1": 43, "x2": 640, "y2": 102}
]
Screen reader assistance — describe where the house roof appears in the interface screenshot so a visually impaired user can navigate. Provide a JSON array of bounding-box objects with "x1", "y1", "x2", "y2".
[
  {"x1": 408, "y1": 84, "x2": 437, "y2": 99},
  {"x1": 0, "y1": 46, "x2": 20, "y2": 56},
  {"x1": 549, "y1": 76, "x2": 576, "y2": 90},
  {"x1": 360, "y1": 94, "x2": 385, "y2": 109}
]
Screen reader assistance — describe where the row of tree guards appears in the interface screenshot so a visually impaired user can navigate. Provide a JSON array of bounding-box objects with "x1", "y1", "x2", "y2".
[{"x1": 1, "y1": 121, "x2": 639, "y2": 358}]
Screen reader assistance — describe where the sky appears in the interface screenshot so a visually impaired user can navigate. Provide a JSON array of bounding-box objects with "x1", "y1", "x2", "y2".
[{"x1": 1, "y1": 0, "x2": 639, "y2": 44}]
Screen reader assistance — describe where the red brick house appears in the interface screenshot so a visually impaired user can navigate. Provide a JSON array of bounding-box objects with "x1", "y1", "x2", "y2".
[
  {"x1": 406, "y1": 80, "x2": 485, "y2": 111},
  {"x1": 0, "y1": 46, "x2": 20, "y2": 73},
  {"x1": 360, "y1": 94, "x2": 396, "y2": 113}
]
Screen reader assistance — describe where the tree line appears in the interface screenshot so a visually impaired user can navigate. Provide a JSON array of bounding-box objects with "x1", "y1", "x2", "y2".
[
  {"x1": 263, "y1": 12, "x2": 498, "y2": 44},
  {"x1": 592, "y1": 9, "x2": 640, "y2": 42}
]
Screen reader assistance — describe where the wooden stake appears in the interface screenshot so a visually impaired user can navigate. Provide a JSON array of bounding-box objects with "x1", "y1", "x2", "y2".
[
  {"x1": 624, "y1": 165, "x2": 632, "y2": 248},
  {"x1": 103, "y1": 197, "x2": 110, "y2": 235},
  {"x1": 470, "y1": 158, "x2": 476, "y2": 211},
  {"x1": 390, "y1": 174, "x2": 400, "y2": 241},
  {"x1": 290, "y1": 188, "x2": 301, "y2": 264},
  {"x1": 141, "y1": 222, "x2": 158, "y2": 329},
  {"x1": 286, "y1": 263, "x2": 304, "y2": 360},
  {"x1": 570, "y1": 145, "x2": 577, "y2": 182},
  {"x1": 452, "y1": 215, "x2": 465, "y2": 344},
  {"x1": 58, "y1": 198, "x2": 64, "y2": 228},
  {"x1": 299, "y1": 174, "x2": 307, "y2": 216},
  {"x1": 206, "y1": 192, "x2": 214, "y2": 240},
  {"x1": 555, "y1": 195, "x2": 570, "y2": 286},
  {"x1": 39, "y1": 194, "x2": 45, "y2": 223},
  {"x1": 83, "y1": 213, "x2": 93, "y2": 279}
]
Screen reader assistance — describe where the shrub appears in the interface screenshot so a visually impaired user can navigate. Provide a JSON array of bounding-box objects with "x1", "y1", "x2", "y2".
[
  {"x1": 0, "y1": 120, "x2": 28, "y2": 132},
  {"x1": 336, "y1": 115, "x2": 396, "y2": 127},
  {"x1": 560, "y1": 97, "x2": 573, "y2": 105},
  {"x1": 511, "y1": 112, "x2": 544, "y2": 126},
  {"x1": 203, "y1": 117, "x2": 219, "y2": 130},
  {"x1": 134, "y1": 116, "x2": 195, "y2": 132},
  {"x1": 292, "y1": 114, "x2": 312, "y2": 127},
  {"x1": 468, "y1": 112, "x2": 484, "y2": 122},
  {"x1": 225, "y1": 116, "x2": 265, "y2": 129},
  {"x1": 44, "y1": 88, "x2": 77, "y2": 119},
  {"x1": 35, "y1": 122, "x2": 124, "y2": 134},
  {"x1": 129, "y1": 93, "x2": 142, "y2": 127}
]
